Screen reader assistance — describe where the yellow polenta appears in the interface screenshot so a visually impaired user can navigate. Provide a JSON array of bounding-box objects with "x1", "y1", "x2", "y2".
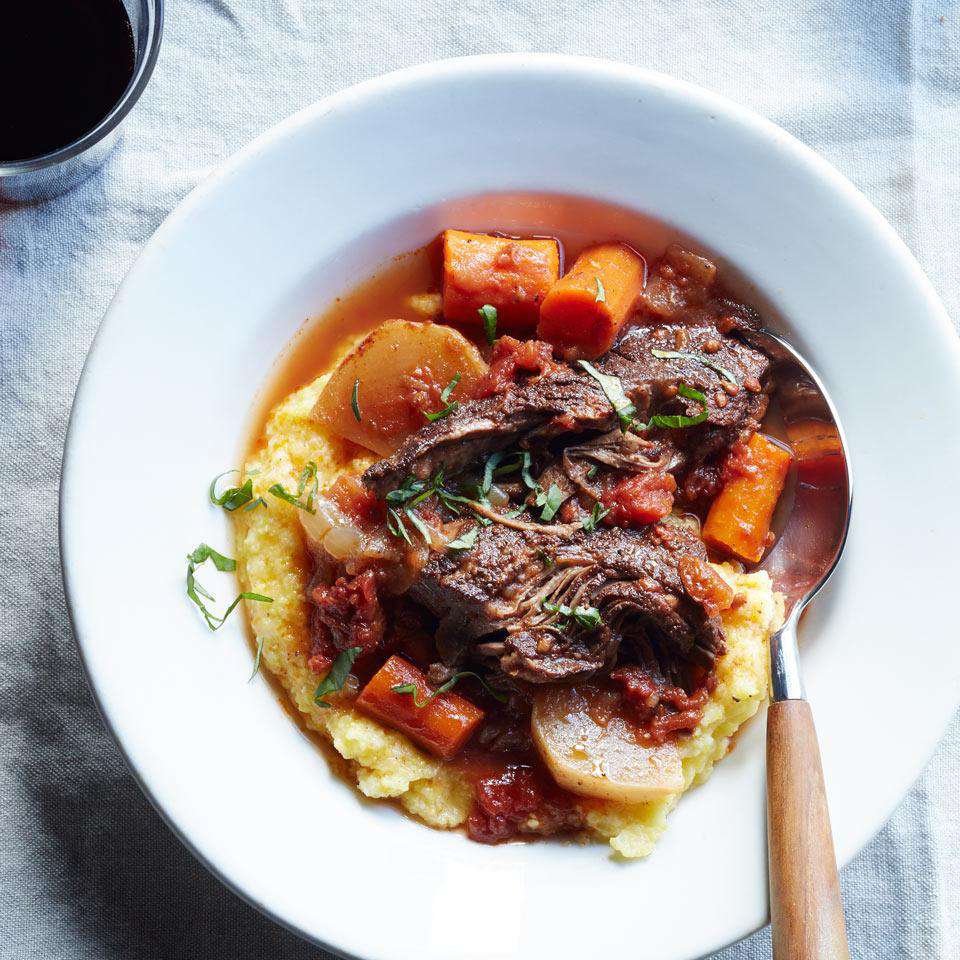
[{"x1": 234, "y1": 369, "x2": 784, "y2": 858}]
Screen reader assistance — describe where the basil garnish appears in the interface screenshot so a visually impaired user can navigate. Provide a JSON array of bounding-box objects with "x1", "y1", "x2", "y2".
[
  {"x1": 446, "y1": 527, "x2": 479, "y2": 551},
  {"x1": 351, "y1": 378, "x2": 362, "y2": 422},
  {"x1": 578, "y1": 360, "x2": 636, "y2": 431},
  {"x1": 650, "y1": 348, "x2": 738, "y2": 386},
  {"x1": 186, "y1": 543, "x2": 272, "y2": 631},
  {"x1": 268, "y1": 461, "x2": 319, "y2": 514},
  {"x1": 542, "y1": 599, "x2": 603, "y2": 631},
  {"x1": 314, "y1": 646, "x2": 362, "y2": 707},
  {"x1": 581, "y1": 501, "x2": 609, "y2": 532},
  {"x1": 647, "y1": 384, "x2": 709, "y2": 429},
  {"x1": 209, "y1": 470, "x2": 262, "y2": 512},
  {"x1": 248, "y1": 636, "x2": 265, "y2": 682},
  {"x1": 423, "y1": 373, "x2": 461, "y2": 422},
  {"x1": 391, "y1": 670, "x2": 508, "y2": 708},
  {"x1": 479, "y1": 304, "x2": 498, "y2": 346},
  {"x1": 536, "y1": 483, "x2": 565, "y2": 522}
]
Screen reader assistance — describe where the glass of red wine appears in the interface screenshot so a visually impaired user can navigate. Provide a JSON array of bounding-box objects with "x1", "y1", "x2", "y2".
[{"x1": 0, "y1": 0, "x2": 163, "y2": 203}]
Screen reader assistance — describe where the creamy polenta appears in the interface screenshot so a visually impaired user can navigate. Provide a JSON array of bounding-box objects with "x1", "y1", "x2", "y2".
[{"x1": 234, "y1": 362, "x2": 784, "y2": 858}]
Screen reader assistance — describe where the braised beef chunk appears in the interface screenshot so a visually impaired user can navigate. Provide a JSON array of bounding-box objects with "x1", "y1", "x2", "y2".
[
  {"x1": 363, "y1": 367, "x2": 611, "y2": 497},
  {"x1": 408, "y1": 520, "x2": 723, "y2": 685},
  {"x1": 599, "y1": 323, "x2": 770, "y2": 431},
  {"x1": 364, "y1": 322, "x2": 770, "y2": 502}
]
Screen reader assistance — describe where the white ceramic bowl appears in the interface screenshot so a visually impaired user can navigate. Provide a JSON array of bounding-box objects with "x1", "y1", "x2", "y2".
[{"x1": 61, "y1": 55, "x2": 960, "y2": 960}]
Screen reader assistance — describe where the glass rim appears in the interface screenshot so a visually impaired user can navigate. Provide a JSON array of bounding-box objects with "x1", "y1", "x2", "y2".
[{"x1": 0, "y1": 0, "x2": 164, "y2": 176}]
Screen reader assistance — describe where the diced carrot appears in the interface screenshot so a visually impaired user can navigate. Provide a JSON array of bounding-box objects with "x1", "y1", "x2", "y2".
[
  {"x1": 356, "y1": 655, "x2": 484, "y2": 759},
  {"x1": 786, "y1": 418, "x2": 845, "y2": 486},
  {"x1": 702, "y1": 433, "x2": 792, "y2": 563},
  {"x1": 441, "y1": 230, "x2": 560, "y2": 333},
  {"x1": 537, "y1": 242, "x2": 646, "y2": 358}
]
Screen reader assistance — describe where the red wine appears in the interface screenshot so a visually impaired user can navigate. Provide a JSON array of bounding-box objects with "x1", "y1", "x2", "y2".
[{"x1": 0, "y1": 0, "x2": 135, "y2": 162}]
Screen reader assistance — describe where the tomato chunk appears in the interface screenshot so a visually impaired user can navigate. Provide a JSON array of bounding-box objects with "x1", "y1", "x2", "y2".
[
  {"x1": 601, "y1": 471, "x2": 677, "y2": 527},
  {"x1": 310, "y1": 569, "x2": 385, "y2": 664},
  {"x1": 678, "y1": 556, "x2": 734, "y2": 618},
  {"x1": 477, "y1": 336, "x2": 558, "y2": 397}
]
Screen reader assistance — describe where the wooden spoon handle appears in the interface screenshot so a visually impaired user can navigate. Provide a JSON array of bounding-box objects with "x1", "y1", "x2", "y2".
[{"x1": 767, "y1": 699, "x2": 850, "y2": 960}]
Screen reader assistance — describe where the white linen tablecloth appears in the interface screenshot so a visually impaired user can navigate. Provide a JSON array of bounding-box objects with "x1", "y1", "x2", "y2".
[{"x1": 2, "y1": 1, "x2": 958, "y2": 956}]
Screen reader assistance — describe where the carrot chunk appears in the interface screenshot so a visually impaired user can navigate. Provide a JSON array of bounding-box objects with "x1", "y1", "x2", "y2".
[
  {"x1": 785, "y1": 418, "x2": 845, "y2": 486},
  {"x1": 441, "y1": 230, "x2": 560, "y2": 333},
  {"x1": 702, "y1": 433, "x2": 792, "y2": 563},
  {"x1": 356, "y1": 656, "x2": 484, "y2": 759},
  {"x1": 537, "y1": 242, "x2": 646, "y2": 358}
]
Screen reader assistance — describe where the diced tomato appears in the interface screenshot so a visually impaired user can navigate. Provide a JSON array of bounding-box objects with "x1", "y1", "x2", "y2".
[
  {"x1": 610, "y1": 666, "x2": 713, "y2": 745},
  {"x1": 467, "y1": 763, "x2": 580, "y2": 842},
  {"x1": 306, "y1": 630, "x2": 336, "y2": 675},
  {"x1": 468, "y1": 765, "x2": 542, "y2": 843},
  {"x1": 477, "y1": 336, "x2": 558, "y2": 397},
  {"x1": 677, "y1": 556, "x2": 734, "y2": 618},
  {"x1": 309, "y1": 568, "x2": 385, "y2": 663},
  {"x1": 601, "y1": 471, "x2": 676, "y2": 527}
]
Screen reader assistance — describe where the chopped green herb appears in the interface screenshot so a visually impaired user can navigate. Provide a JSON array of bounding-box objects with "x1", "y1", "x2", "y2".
[
  {"x1": 384, "y1": 469, "x2": 517, "y2": 537},
  {"x1": 446, "y1": 526, "x2": 479, "y2": 551},
  {"x1": 391, "y1": 670, "x2": 509, "y2": 708},
  {"x1": 647, "y1": 383, "x2": 709, "y2": 429},
  {"x1": 248, "y1": 636, "x2": 265, "y2": 682},
  {"x1": 519, "y1": 451, "x2": 538, "y2": 491},
  {"x1": 481, "y1": 451, "x2": 507, "y2": 500},
  {"x1": 595, "y1": 276, "x2": 606, "y2": 303},
  {"x1": 209, "y1": 470, "x2": 260, "y2": 512},
  {"x1": 542, "y1": 599, "x2": 603, "y2": 631},
  {"x1": 405, "y1": 508, "x2": 432, "y2": 542},
  {"x1": 385, "y1": 475, "x2": 429, "y2": 506},
  {"x1": 582, "y1": 501, "x2": 610, "y2": 532},
  {"x1": 586, "y1": 463, "x2": 599, "y2": 480},
  {"x1": 314, "y1": 647, "x2": 362, "y2": 707},
  {"x1": 578, "y1": 360, "x2": 636, "y2": 431},
  {"x1": 571, "y1": 605, "x2": 603, "y2": 630},
  {"x1": 351, "y1": 379, "x2": 362, "y2": 422},
  {"x1": 386, "y1": 507, "x2": 412, "y2": 543},
  {"x1": 479, "y1": 304, "x2": 498, "y2": 346},
  {"x1": 435, "y1": 485, "x2": 475, "y2": 513},
  {"x1": 650, "y1": 348, "x2": 738, "y2": 386},
  {"x1": 423, "y1": 373, "x2": 462, "y2": 422},
  {"x1": 268, "y1": 461, "x2": 319, "y2": 514},
  {"x1": 536, "y1": 548, "x2": 555, "y2": 567},
  {"x1": 536, "y1": 483, "x2": 565, "y2": 522},
  {"x1": 388, "y1": 682, "x2": 423, "y2": 704},
  {"x1": 186, "y1": 543, "x2": 272, "y2": 631}
]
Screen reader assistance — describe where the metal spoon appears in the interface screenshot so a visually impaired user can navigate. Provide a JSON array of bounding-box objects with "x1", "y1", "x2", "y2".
[{"x1": 741, "y1": 328, "x2": 853, "y2": 960}]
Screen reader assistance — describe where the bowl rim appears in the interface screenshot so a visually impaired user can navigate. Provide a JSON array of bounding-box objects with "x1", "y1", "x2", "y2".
[
  {"x1": 59, "y1": 53, "x2": 960, "y2": 959},
  {"x1": 0, "y1": 0, "x2": 164, "y2": 176}
]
